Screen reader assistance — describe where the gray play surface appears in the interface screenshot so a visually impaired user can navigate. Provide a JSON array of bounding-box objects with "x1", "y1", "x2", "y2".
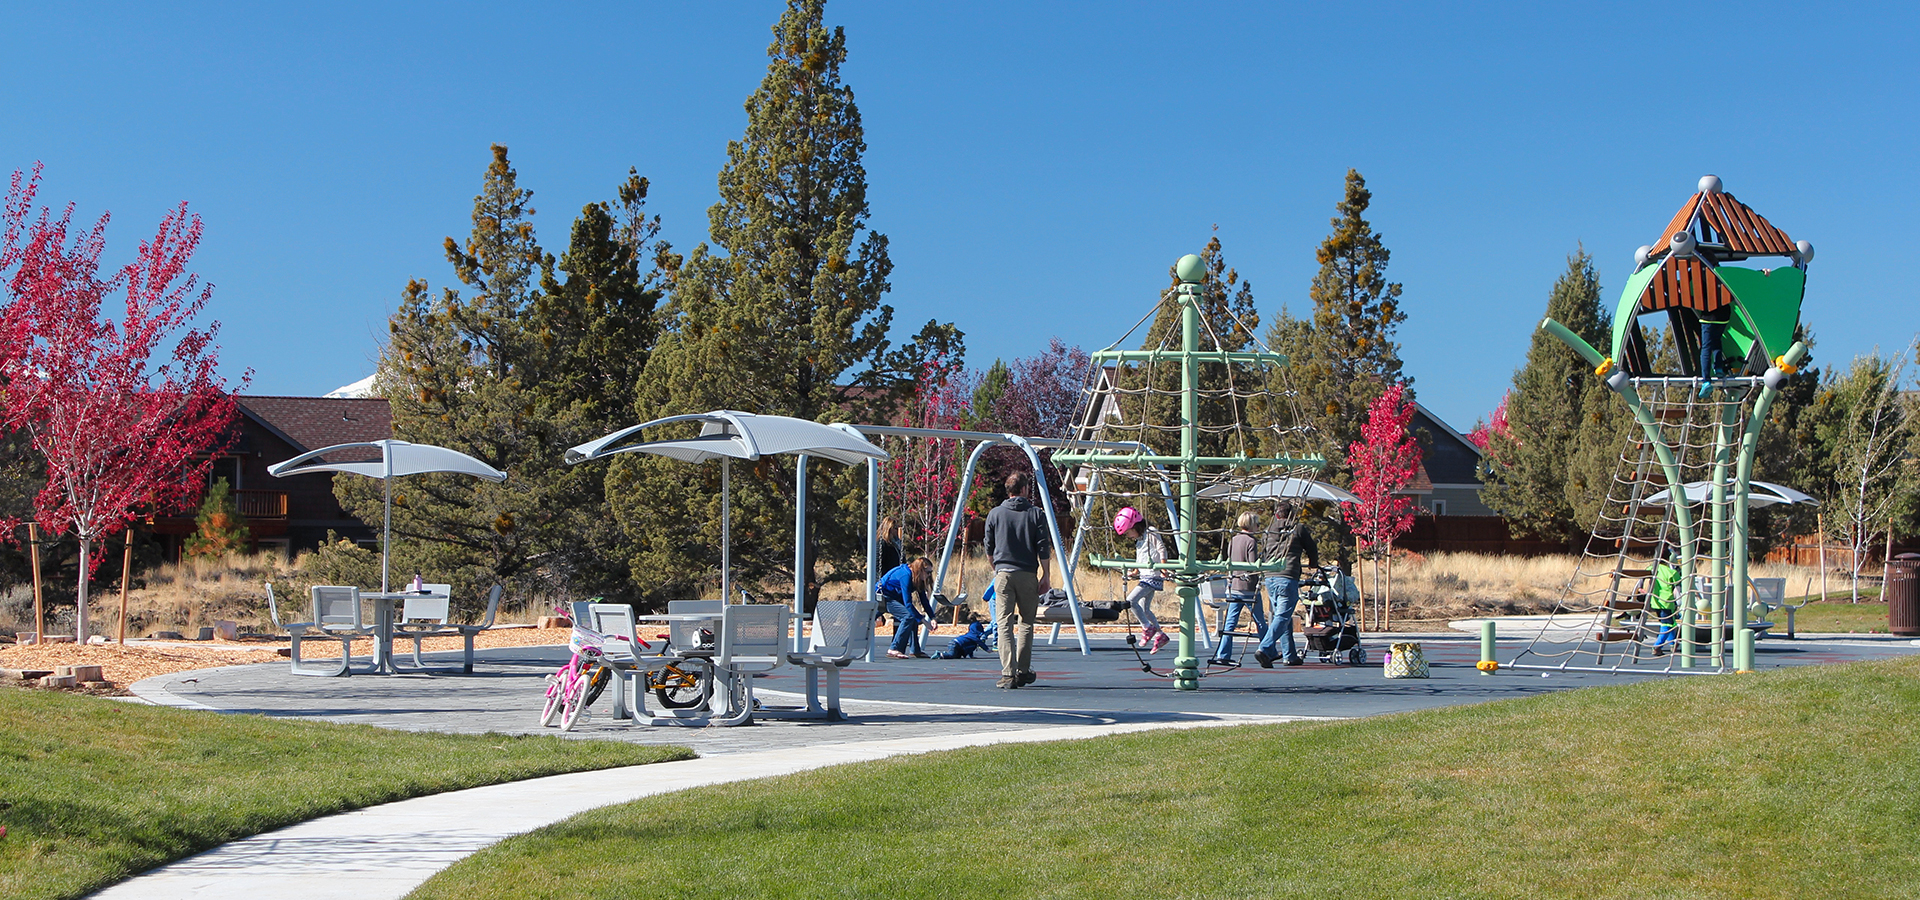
[{"x1": 144, "y1": 630, "x2": 1920, "y2": 756}]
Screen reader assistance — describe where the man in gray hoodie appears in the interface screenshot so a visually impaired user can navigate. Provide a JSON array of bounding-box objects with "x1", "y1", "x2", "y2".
[{"x1": 984, "y1": 470, "x2": 1052, "y2": 688}]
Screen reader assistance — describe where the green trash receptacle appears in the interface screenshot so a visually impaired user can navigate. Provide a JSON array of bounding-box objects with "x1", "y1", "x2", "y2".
[{"x1": 1888, "y1": 555, "x2": 1920, "y2": 637}]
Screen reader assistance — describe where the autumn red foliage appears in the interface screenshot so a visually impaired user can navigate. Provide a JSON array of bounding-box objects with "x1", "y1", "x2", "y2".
[
  {"x1": 0, "y1": 167, "x2": 246, "y2": 640},
  {"x1": 1341, "y1": 382, "x2": 1422, "y2": 627},
  {"x1": 1467, "y1": 391, "x2": 1510, "y2": 450}
]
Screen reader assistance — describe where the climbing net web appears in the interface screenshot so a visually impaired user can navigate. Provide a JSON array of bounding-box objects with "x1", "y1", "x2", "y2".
[
  {"x1": 1509, "y1": 378, "x2": 1767, "y2": 673},
  {"x1": 1053, "y1": 293, "x2": 1323, "y2": 577}
]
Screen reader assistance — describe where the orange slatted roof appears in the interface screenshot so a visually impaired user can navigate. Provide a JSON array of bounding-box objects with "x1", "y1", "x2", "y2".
[
  {"x1": 1636, "y1": 181, "x2": 1797, "y2": 314},
  {"x1": 1647, "y1": 190, "x2": 1794, "y2": 259}
]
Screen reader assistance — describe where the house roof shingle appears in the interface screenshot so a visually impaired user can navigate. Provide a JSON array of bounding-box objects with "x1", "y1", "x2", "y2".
[{"x1": 236, "y1": 396, "x2": 391, "y2": 454}]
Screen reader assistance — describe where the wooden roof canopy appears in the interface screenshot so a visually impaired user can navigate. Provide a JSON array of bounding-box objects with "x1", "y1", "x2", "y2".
[{"x1": 1610, "y1": 175, "x2": 1812, "y2": 376}]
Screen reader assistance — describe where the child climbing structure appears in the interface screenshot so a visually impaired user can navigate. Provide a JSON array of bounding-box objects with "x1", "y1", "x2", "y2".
[
  {"x1": 1509, "y1": 175, "x2": 1814, "y2": 674},
  {"x1": 1051, "y1": 253, "x2": 1323, "y2": 690}
]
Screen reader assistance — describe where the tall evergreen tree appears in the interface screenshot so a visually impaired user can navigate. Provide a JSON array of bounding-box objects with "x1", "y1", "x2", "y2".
[
  {"x1": 355, "y1": 147, "x2": 666, "y2": 609},
  {"x1": 617, "y1": 0, "x2": 959, "y2": 604},
  {"x1": 1271, "y1": 169, "x2": 1408, "y2": 473},
  {"x1": 1480, "y1": 248, "x2": 1619, "y2": 543}
]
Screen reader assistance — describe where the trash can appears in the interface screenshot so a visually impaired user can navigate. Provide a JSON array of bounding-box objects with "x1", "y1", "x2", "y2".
[{"x1": 1888, "y1": 554, "x2": 1920, "y2": 636}]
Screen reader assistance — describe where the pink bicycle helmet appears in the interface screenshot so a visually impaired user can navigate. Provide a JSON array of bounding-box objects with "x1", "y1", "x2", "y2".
[{"x1": 1113, "y1": 506, "x2": 1144, "y2": 536}]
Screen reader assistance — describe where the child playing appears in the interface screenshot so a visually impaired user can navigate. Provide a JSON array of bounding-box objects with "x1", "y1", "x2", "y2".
[{"x1": 1114, "y1": 506, "x2": 1171, "y2": 653}]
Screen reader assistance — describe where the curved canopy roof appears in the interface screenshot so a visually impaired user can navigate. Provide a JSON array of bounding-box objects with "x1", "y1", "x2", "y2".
[
  {"x1": 565, "y1": 410, "x2": 888, "y2": 468},
  {"x1": 1642, "y1": 480, "x2": 1818, "y2": 508},
  {"x1": 1197, "y1": 477, "x2": 1361, "y2": 504},
  {"x1": 268, "y1": 439, "x2": 507, "y2": 482}
]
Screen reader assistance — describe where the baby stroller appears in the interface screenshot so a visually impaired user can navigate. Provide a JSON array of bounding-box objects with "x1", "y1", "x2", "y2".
[{"x1": 1297, "y1": 564, "x2": 1366, "y2": 665}]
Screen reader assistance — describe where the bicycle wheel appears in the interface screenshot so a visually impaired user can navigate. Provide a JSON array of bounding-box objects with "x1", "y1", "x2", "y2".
[
  {"x1": 557, "y1": 670, "x2": 589, "y2": 732},
  {"x1": 652, "y1": 664, "x2": 711, "y2": 709},
  {"x1": 539, "y1": 672, "x2": 567, "y2": 727}
]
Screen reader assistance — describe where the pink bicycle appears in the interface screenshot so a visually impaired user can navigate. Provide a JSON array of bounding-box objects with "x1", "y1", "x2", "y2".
[
  {"x1": 539, "y1": 618, "x2": 711, "y2": 731},
  {"x1": 540, "y1": 625, "x2": 630, "y2": 732}
]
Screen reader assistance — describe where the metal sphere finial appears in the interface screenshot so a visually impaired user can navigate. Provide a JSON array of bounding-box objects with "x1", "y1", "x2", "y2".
[
  {"x1": 1175, "y1": 254, "x2": 1206, "y2": 284},
  {"x1": 1698, "y1": 174, "x2": 1723, "y2": 194}
]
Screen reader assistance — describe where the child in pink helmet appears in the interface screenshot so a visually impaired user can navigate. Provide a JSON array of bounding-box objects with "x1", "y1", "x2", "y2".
[{"x1": 1114, "y1": 506, "x2": 1170, "y2": 653}]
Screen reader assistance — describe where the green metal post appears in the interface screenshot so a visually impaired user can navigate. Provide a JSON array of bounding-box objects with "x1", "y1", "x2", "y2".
[
  {"x1": 1709, "y1": 402, "x2": 1735, "y2": 668},
  {"x1": 1172, "y1": 262, "x2": 1202, "y2": 691},
  {"x1": 1480, "y1": 620, "x2": 1497, "y2": 671},
  {"x1": 1732, "y1": 342, "x2": 1807, "y2": 673}
]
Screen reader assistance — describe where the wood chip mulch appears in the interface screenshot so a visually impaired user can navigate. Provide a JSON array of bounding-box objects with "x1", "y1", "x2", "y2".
[{"x1": 0, "y1": 626, "x2": 576, "y2": 696}]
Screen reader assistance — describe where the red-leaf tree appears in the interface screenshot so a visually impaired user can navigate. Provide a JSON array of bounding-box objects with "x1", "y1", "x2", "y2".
[
  {"x1": 1341, "y1": 381, "x2": 1422, "y2": 628},
  {"x1": 884, "y1": 354, "x2": 969, "y2": 554},
  {"x1": 1467, "y1": 391, "x2": 1510, "y2": 450},
  {"x1": 0, "y1": 171, "x2": 244, "y2": 641}
]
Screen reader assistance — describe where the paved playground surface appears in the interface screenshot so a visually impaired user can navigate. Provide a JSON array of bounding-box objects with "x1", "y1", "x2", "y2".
[
  {"x1": 142, "y1": 629, "x2": 1920, "y2": 756},
  {"x1": 108, "y1": 629, "x2": 1920, "y2": 900}
]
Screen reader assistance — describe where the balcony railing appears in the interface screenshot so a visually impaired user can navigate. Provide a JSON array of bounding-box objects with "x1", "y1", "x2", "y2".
[{"x1": 235, "y1": 490, "x2": 289, "y2": 519}]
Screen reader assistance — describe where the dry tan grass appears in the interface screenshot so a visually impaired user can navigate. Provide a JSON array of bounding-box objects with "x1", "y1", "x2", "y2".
[{"x1": 830, "y1": 549, "x2": 1828, "y2": 633}]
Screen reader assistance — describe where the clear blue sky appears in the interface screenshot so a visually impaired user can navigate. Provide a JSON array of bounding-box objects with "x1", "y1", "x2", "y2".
[{"x1": 4, "y1": 2, "x2": 1914, "y2": 431}]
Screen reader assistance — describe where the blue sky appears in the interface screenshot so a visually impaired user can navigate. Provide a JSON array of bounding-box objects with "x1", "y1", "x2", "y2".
[{"x1": 3, "y1": 2, "x2": 1914, "y2": 431}]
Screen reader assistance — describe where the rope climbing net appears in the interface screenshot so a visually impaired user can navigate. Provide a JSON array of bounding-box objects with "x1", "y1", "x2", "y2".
[
  {"x1": 1052, "y1": 290, "x2": 1322, "y2": 580},
  {"x1": 1508, "y1": 377, "x2": 1767, "y2": 673}
]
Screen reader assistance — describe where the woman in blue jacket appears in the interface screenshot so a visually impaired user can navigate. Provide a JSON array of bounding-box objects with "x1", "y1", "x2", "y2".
[{"x1": 879, "y1": 557, "x2": 935, "y2": 658}]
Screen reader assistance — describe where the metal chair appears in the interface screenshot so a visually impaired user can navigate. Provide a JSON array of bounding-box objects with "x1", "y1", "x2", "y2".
[
  {"x1": 765, "y1": 599, "x2": 876, "y2": 720},
  {"x1": 708, "y1": 604, "x2": 791, "y2": 727},
  {"x1": 283, "y1": 585, "x2": 374, "y2": 676},
  {"x1": 392, "y1": 584, "x2": 458, "y2": 670},
  {"x1": 442, "y1": 585, "x2": 505, "y2": 673}
]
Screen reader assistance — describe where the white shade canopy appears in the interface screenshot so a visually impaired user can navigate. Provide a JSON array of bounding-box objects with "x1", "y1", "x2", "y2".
[
  {"x1": 1643, "y1": 480, "x2": 1820, "y2": 508},
  {"x1": 567, "y1": 411, "x2": 887, "y2": 616},
  {"x1": 565, "y1": 411, "x2": 888, "y2": 467},
  {"x1": 270, "y1": 440, "x2": 507, "y2": 591},
  {"x1": 269, "y1": 440, "x2": 508, "y2": 482},
  {"x1": 1198, "y1": 477, "x2": 1361, "y2": 505}
]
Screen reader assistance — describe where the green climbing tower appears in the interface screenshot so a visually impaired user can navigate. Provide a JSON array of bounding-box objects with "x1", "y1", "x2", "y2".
[{"x1": 1053, "y1": 254, "x2": 1323, "y2": 690}]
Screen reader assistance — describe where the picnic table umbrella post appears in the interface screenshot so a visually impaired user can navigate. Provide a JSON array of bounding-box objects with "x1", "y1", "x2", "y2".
[{"x1": 268, "y1": 440, "x2": 509, "y2": 591}]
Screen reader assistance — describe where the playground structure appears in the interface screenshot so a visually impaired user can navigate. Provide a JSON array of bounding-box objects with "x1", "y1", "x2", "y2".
[
  {"x1": 855, "y1": 425, "x2": 1166, "y2": 655},
  {"x1": 1508, "y1": 175, "x2": 1814, "y2": 674},
  {"x1": 1052, "y1": 254, "x2": 1324, "y2": 690}
]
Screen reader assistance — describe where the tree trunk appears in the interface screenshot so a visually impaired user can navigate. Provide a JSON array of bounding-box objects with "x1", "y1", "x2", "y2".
[
  {"x1": 1384, "y1": 552, "x2": 1393, "y2": 631},
  {"x1": 75, "y1": 537, "x2": 91, "y2": 643}
]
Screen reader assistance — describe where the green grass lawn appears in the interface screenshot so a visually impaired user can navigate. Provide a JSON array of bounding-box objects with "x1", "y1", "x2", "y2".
[
  {"x1": 0, "y1": 688, "x2": 690, "y2": 900},
  {"x1": 412, "y1": 657, "x2": 1920, "y2": 900},
  {"x1": 1782, "y1": 596, "x2": 1891, "y2": 633}
]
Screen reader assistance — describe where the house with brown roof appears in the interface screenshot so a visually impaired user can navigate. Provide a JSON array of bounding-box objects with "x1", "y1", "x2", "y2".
[{"x1": 150, "y1": 396, "x2": 391, "y2": 559}]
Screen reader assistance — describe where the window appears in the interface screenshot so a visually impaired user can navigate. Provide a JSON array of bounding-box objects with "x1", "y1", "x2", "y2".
[{"x1": 1431, "y1": 499, "x2": 1447, "y2": 516}]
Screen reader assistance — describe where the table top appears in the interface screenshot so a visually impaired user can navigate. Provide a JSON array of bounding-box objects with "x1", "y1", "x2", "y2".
[
  {"x1": 363, "y1": 590, "x2": 448, "y2": 601},
  {"x1": 634, "y1": 613, "x2": 723, "y2": 623}
]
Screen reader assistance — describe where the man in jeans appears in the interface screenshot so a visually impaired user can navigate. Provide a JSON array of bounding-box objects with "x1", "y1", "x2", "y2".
[
  {"x1": 984, "y1": 471, "x2": 1052, "y2": 689},
  {"x1": 1254, "y1": 499, "x2": 1318, "y2": 668}
]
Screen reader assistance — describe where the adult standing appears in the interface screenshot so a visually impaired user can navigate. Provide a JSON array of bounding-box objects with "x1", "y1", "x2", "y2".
[
  {"x1": 1253, "y1": 499, "x2": 1319, "y2": 668},
  {"x1": 1210, "y1": 511, "x2": 1269, "y2": 665},
  {"x1": 984, "y1": 471, "x2": 1052, "y2": 689}
]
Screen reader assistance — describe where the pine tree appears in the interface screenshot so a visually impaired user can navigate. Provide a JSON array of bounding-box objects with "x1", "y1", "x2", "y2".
[
  {"x1": 182, "y1": 478, "x2": 250, "y2": 559},
  {"x1": 1272, "y1": 170, "x2": 1408, "y2": 473},
  {"x1": 1480, "y1": 248, "x2": 1616, "y2": 543},
  {"x1": 617, "y1": 0, "x2": 958, "y2": 605},
  {"x1": 354, "y1": 147, "x2": 664, "y2": 609}
]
